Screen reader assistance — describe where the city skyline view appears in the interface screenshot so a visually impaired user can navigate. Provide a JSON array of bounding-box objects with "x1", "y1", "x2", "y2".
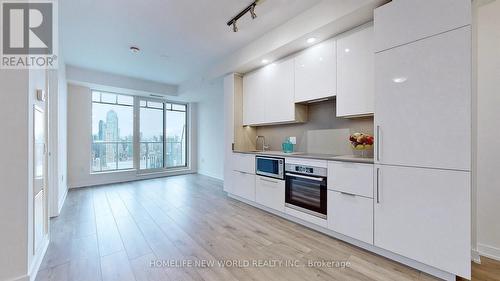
[{"x1": 91, "y1": 92, "x2": 187, "y2": 172}]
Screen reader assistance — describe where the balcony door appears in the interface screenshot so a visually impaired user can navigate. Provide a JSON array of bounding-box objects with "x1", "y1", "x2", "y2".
[
  {"x1": 139, "y1": 99, "x2": 165, "y2": 171},
  {"x1": 138, "y1": 99, "x2": 188, "y2": 172}
]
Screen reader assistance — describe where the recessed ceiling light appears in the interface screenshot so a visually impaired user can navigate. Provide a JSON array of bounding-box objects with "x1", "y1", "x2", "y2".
[
  {"x1": 306, "y1": 37, "x2": 316, "y2": 44},
  {"x1": 129, "y1": 46, "x2": 140, "y2": 54},
  {"x1": 344, "y1": 48, "x2": 350, "y2": 53},
  {"x1": 261, "y1": 59, "x2": 269, "y2": 64},
  {"x1": 392, "y1": 77, "x2": 408, "y2": 83}
]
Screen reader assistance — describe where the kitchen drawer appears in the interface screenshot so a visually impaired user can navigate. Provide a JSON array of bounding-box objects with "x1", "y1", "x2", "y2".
[
  {"x1": 231, "y1": 171, "x2": 255, "y2": 202},
  {"x1": 255, "y1": 176, "x2": 285, "y2": 212},
  {"x1": 328, "y1": 161, "x2": 373, "y2": 198},
  {"x1": 232, "y1": 153, "x2": 255, "y2": 174},
  {"x1": 328, "y1": 190, "x2": 373, "y2": 244}
]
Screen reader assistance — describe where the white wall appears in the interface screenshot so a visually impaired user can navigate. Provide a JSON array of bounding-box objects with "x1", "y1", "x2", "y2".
[
  {"x1": 476, "y1": 0, "x2": 500, "y2": 261},
  {"x1": 48, "y1": 62, "x2": 69, "y2": 217},
  {"x1": 67, "y1": 84, "x2": 196, "y2": 188},
  {"x1": 195, "y1": 79, "x2": 225, "y2": 180},
  {"x1": 0, "y1": 68, "x2": 49, "y2": 281},
  {"x1": 0, "y1": 70, "x2": 30, "y2": 281}
]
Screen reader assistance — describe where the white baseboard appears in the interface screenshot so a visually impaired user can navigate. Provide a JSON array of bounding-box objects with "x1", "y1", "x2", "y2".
[
  {"x1": 471, "y1": 249, "x2": 481, "y2": 264},
  {"x1": 197, "y1": 170, "x2": 223, "y2": 181},
  {"x1": 478, "y1": 243, "x2": 500, "y2": 261},
  {"x1": 57, "y1": 187, "x2": 68, "y2": 215}
]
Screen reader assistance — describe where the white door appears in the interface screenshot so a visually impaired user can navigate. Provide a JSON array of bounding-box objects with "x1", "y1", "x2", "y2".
[
  {"x1": 374, "y1": 165, "x2": 470, "y2": 278},
  {"x1": 336, "y1": 25, "x2": 374, "y2": 117},
  {"x1": 374, "y1": 26, "x2": 471, "y2": 170},
  {"x1": 33, "y1": 106, "x2": 47, "y2": 253},
  {"x1": 294, "y1": 38, "x2": 336, "y2": 102}
]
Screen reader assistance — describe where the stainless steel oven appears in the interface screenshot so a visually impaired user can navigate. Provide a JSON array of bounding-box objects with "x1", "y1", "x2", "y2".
[
  {"x1": 255, "y1": 156, "x2": 285, "y2": 180},
  {"x1": 285, "y1": 163, "x2": 327, "y2": 219}
]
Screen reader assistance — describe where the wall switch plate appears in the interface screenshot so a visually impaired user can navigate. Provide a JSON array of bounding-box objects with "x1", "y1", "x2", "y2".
[{"x1": 289, "y1": 137, "x2": 297, "y2": 144}]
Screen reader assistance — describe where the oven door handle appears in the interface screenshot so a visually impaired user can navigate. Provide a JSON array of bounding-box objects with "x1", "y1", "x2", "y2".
[{"x1": 285, "y1": 173, "x2": 324, "y2": 182}]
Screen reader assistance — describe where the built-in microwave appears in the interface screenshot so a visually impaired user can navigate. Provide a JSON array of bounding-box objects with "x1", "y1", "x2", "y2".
[{"x1": 255, "y1": 156, "x2": 285, "y2": 180}]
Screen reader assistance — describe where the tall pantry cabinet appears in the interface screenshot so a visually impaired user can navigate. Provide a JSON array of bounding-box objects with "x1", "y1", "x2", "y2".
[{"x1": 373, "y1": 0, "x2": 472, "y2": 279}]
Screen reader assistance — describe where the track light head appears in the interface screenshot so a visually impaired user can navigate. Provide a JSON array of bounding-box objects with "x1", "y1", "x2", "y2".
[
  {"x1": 250, "y1": 4, "x2": 257, "y2": 19},
  {"x1": 232, "y1": 22, "x2": 238, "y2": 32}
]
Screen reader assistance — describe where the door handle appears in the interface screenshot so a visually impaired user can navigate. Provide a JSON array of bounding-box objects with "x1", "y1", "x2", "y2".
[
  {"x1": 285, "y1": 173, "x2": 323, "y2": 182},
  {"x1": 376, "y1": 125, "x2": 380, "y2": 162},
  {"x1": 376, "y1": 167, "x2": 380, "y2": 204}
]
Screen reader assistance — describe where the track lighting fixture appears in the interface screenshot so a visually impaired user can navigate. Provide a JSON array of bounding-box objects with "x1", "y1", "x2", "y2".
[
  {"x1": 250, "y1": 5, "x2": 257, "y2": 19},
  {"x1": 227, "y1": 1, "x2": 258, "y2": 32}
]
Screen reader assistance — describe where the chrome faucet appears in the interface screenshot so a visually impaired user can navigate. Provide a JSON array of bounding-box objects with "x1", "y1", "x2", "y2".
[{"x1": 256, "y1": 136, "x2": 269, "y2": 152}]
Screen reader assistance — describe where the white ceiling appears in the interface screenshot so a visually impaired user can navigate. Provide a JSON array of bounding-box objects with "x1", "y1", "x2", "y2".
[{"x1": 60, "y1": 0, "x2": 321, "y2": 85}]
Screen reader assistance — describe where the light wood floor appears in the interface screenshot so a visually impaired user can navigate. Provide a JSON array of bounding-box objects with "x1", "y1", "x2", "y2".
[{"x1": 37, "y1": 174, "x2": 496, "y2": 281}]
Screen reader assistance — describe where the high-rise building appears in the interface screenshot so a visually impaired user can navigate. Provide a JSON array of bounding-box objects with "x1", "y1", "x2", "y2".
[{"x1": 105, "y1": 110, "x2": 118, "y2": 166}]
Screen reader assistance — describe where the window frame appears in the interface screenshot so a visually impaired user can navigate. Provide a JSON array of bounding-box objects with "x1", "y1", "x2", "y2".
[
  {"x1": 90, "y1": 91, "x2": 135, "y2": 173},
  {"x1": 91, "y1": 90, "x2": 190, "y2": 174}
]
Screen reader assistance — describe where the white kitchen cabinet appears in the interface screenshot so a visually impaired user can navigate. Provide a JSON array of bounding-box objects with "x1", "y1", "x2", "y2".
[
  {"x1": 242, "y1": 58, "x2": 306, "y2": 126},
  {"x1": 265, "y1": 59, "x2": 296, "y2": 123},
  {"x1": 231, "y1": 170, "x2": 256, "y2": 202},
  {"x1": 232, "y1": 153, "x2": 255, "y2": 174},
  {"x1": 328, "y1": 190, "x2": 373, "y2": 244},
  {"x1": 374, "y1": 0, "x2": 471, "y2": 52},
  {"x1": 242, "y1": 69, "x2": 266, "y2": 125},
  {"x1": 374, "y1": 26, "x2": 471, "y2": 171},
  {"x1": 327, "y1": 161, "x2": 373, "y2": 198},
  {"x1": 374, "y1": 165, "x2": 470, "y2": 278},
  {"x1": 255, "y1": 176, "x2": 285, "y2": 212},
  {"x1": 336, "y1": 25, "x2": 374, "y2": 117},
  {"x1": 294, "y1": 39, "x2": 336, "y2": 102}
]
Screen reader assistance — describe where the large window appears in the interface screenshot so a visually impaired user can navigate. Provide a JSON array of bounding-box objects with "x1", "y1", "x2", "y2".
[
  {"x1": 91, "y1": 92, "x2": 134, "y2": 172},
  {"x1": 91, "y1": 90, "x2": 189, "y2": 173}
]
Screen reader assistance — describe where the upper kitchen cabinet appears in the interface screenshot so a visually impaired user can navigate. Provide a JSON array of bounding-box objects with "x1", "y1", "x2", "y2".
[
  {"x1": 336, "y1": 25, "x2": 374, "y2": 117},
  {"x1": 374, "y1": 0, "x2": 471, "y2": 52},
  {"x1": 294, "y1": 39, "x2": 336, "y2": 103},
  {"x1": 374, "y1": 26, "x2": 471, "y2": 171},
  {"x1": 243, "y1": 58, "x2": 307, "y2": 126}
]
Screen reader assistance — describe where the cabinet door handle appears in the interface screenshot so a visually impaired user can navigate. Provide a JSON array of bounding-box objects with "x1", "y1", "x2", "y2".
[
  {"x1": 376, "y1": 167, "x2": 380, "y2": 204},
  {"x1": 376, "y1": 125, "x2": 381, "y2": 162},
  {"x1": 260, "y1": 177, "x2": 278, "y2": 184},
  {"x1": 340, "y1": 191, "x2": 356, "y2": 197}
]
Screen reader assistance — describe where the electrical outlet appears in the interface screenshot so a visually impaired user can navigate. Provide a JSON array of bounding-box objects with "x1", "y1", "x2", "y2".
[{"x1": 289, "y1": 137, "x2": 297, "y2": 145}]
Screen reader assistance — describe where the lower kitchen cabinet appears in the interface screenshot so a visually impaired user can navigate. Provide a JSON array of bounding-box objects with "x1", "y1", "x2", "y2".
[
  {"x1": 328, "y1": 190, "x2": 373, "y2": 244},
  {"x1": 374, "y1": 165, "x2": 471, "y2": 278},
  {"x1": 255, "y1": 176, "x2": 285, "y2": 212},
  {"x1": 231, "y1": 171, "x2": 256, "y2": 202}
]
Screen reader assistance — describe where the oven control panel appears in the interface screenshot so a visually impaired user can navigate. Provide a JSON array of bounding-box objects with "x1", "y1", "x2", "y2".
[{"x1": 285, "y1": 163, "x2": 327, "y2": 177}]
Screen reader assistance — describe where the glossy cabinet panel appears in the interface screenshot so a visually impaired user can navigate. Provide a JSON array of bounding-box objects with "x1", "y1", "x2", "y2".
[
  {"x1": 295, "y1": 39, "x2": 336, "y2": 102},
  {"x1": 374, "y1": 27, "x2": 471, "y2": 170},
  {"x1": 374, "y1": 165, "x2": 471, "y2": 278},
  {"x1": 374, "y1": 0, "x2": 471, "y2": 52},
  {"x1": 336, "y1": 25, "x2": 374, "y2": 117}
]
